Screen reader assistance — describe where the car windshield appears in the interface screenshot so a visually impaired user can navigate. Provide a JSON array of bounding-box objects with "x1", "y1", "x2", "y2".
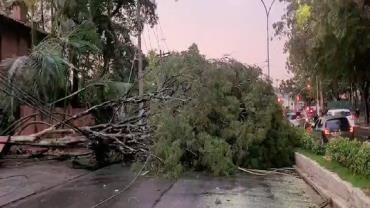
[{"x1": 325, "y1": 118, "x2": 350, "y2": 131}]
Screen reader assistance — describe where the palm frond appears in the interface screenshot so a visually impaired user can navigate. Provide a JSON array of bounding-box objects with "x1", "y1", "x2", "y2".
[{"x1": 1, "y1": 56, "x2": 29, "y2": 80}]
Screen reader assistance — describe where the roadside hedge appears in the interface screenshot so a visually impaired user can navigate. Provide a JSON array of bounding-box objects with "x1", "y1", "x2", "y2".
[
  {"x1": 299, "y1": 134, "x2": 370, "y2": 177},
  {"x1": 299, "y1": 132, "x2": 326, "y2": 155},
  {"x1": 326, "y1": 138, "x2": 370, "y2": 177}
]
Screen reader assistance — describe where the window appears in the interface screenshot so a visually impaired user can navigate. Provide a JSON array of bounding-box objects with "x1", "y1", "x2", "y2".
[{"x1": 325, "y1": 118, "x2": 350, "y2": 131}]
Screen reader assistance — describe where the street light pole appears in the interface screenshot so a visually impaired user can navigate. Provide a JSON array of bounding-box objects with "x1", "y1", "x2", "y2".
[
  {"x1": 136, "y1": 0, "x2": 143, "y2": 97},
  {"x1": 259, "y1": 0, "x2": 276, "y2": 80}
]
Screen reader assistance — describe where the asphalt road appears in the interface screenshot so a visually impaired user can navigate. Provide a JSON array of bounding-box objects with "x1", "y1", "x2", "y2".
[
  {"x1": 354, "y1": 126, "x2": 370, "y2": 141},
  {"x1": 1, "y1": 162, "x2": 325, "y2": 208}
]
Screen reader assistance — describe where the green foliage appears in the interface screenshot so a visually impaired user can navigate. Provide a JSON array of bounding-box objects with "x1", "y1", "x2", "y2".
[
  {"x1": 154, "y1": 140, "x2": 184, "y2": 178},
  {"x1": 326, "y1": 138, "x2": 361, "y2": 167},
  {"x1": 352, "y1": 144, "x2": 370, "y2": 177},
  {"x1": 299, "y1": 131, "x2": 326, "y2": 155},
  {"x1": 327, "y1": 100, "x2": 352, "y2": 110},
  {"x1": 149, "y1": 46, "x2": 301, "y2": 177},
  {"x1": 151, "y1": 112, "x2": 190, "y2": 178},
  {"x1": 296, "y1": 4, "x2": 311, "y2": 29},
  {"x1": 277, "y1": 0, "x2": 370, "y2": 107},
  {"x1": 299, "y1": 134, "x2": 370, "y2": 177},
  {"x1": 198, "y1": 133, "x2": 235, "y2": 176},
  {"x1": 1, "y1": 0, "x2": 158, "y2": 101},
  {"x1": 326, "y1": 138, "x2": 370, "y2": 176}
]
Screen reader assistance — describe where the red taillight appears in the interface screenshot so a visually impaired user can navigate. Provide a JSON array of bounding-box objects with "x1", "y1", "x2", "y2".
[
  {"x1": 324, "y1": 129, "x2": 330, "y2": 135},
  {"x1": 350, "y1": 127, "x2": 354, "y2": 133}
]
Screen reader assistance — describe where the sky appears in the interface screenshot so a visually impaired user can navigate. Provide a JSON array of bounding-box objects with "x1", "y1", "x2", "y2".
[{"x1": 143, "y1": 0, "x2": 292, "y2": 84}]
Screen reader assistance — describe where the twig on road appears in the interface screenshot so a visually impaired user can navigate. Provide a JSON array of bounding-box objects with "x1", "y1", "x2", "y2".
[{"x1": 90, "y1": 155, "x2": 151, "y2": 208}]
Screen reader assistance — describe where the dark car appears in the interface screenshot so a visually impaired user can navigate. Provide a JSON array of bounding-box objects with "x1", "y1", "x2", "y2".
[{"x1": 312, "y1": 116, "x2": 353, "y2": 144}]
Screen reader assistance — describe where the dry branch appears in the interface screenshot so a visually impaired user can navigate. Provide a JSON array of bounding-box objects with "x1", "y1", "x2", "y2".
[{"x1": 3, "y1": 77, "x2": 186, "y2": 165}]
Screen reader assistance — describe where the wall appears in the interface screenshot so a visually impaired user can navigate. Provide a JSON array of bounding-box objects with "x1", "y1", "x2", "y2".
[
  {"x1": 0, "y1": 28, "x2": 30, "y2": 60},
  {"x1": 18, "y1": 105, "x2": 95, "y2": 135},
  {"x1": 8, "y1": 4, "x2": 27, "y2": 22}
]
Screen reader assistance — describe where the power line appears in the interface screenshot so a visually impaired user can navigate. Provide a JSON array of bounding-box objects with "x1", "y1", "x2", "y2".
[
  {"x1": 157, "y1": 21, "x2": 170, "y2": 52},
  {"x1": 145, "y1": 26, "x2": 154, "y2": 51},
  {"x1": 154, "y1": 25, "x2": 165, "y2": 52},
  {"x1": 151, "y1": 26, "x2": 162, "y2": 52}
]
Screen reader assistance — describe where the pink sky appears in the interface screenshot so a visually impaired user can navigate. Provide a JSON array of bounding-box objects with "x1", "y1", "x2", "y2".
[{"x1": 143, "y1": 0, "x2": 292, "y2": 83}]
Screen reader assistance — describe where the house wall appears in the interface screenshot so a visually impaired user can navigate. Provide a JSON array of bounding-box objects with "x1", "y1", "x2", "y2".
[
  {"x1": 8, "y1": 4, "x2": 27, "y2": 22},
  {"x1": 18, "y1": 105, "x2": 95, "y2": 135},
  {"x1": 0, "y1": 27, "x2": 30, "y2": 60}
]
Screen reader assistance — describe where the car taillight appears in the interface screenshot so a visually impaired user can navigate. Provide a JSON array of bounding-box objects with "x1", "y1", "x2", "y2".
[
  {"x1": 350, "y1": 127, "x2": 354, "y2": 133},
  {"x1": 324, "y1": 129, "x2": 330, "y2": 135}
]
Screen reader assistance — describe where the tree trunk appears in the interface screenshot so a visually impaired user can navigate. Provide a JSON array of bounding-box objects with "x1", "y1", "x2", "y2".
[
  {"x1": 319, "y1": 80, "x2": 324, "y2": 114},
  {"x1": 354, "y1": 84, "x2": 359, "y2": 109},
  {"x1": 51, "y1": 1, "x2": 55, "y2": 33},
  {"x1": 41, "y1": 0, "x2": 45, "y2": 31},
  {"x1": 70, "y1": 50, "x2": 79, "y2": 106},
  {"x1": 31, "y1": 9, "x2": 36, "y2": 47},
  {"x1": 362, "y1": 81, "x2": 370, "y2": 124},
  {"x1": 350, "y1": 83, "x2": 353, "y2": 106}
]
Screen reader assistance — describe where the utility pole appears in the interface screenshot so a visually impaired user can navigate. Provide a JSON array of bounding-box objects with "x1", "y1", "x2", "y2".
[
  {"x1": 136, "y1": 0, "x2": 144, "y2": 97},
  {"x1": 259, "y1": 0, "x2": 276, "y2": 80}
]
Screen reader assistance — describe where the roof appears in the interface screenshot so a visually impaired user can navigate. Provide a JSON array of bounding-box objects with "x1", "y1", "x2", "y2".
[
  {"x1": 320, "y1": 115, "x2": 350, "y2": 121},
  {"x1": 327, "y1": 109, "x2": 351, "y2": 112},
  {"x1": 0, "y1": 13, "x2": 47, "y2": 35}
]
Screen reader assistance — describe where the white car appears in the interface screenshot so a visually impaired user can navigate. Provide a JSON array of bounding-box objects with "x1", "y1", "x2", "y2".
[
  {"x1": 327, "y1": 109, "x2": 355, "y2": 126},
  {"x1": 287, "y1": 112, "x2": 304, "y2": 127}
]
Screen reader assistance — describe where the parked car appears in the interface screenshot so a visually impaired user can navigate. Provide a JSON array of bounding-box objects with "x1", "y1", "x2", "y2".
[
  {"x1": 312, "y1": 116, "x2": 353, "y2": 144},
  {"x1": 287, "y1": 112, "x2": 305, "y2": 127},
  {"x1": 326, "y1": 109, "x2": 355, "y2": 126}
]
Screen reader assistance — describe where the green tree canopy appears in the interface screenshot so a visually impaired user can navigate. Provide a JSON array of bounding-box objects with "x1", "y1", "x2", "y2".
[{"x1": 148, "y1": 45, "x2": 300, "y2": 177}]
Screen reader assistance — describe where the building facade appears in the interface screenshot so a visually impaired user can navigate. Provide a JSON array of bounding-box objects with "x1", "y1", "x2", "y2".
[{"x1": 0, "y1": 4, "x2": 45, "y2": 61}]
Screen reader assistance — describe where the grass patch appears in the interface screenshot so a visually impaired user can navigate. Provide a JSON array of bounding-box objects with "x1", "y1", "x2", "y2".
[{"x1": 297, "y1": 149, "x2": 370, "y2": 190}]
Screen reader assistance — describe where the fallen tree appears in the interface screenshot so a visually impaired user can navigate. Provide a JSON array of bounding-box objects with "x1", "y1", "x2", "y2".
[
  {"x1": 146, "y1": 46, "x2": 302, "y2": 177},
  {"x1": 2, "y1": 45, "x2": 301, "y2": 176}
]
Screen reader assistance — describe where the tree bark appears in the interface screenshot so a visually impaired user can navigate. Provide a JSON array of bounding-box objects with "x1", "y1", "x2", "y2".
[
  {"x1": 41, "y1": 0, "x2": 45, "y2": 31},
  {"x1": 51, "y1": 1, "x2": 55, "y2": 33},
  {"x1": 70, "y1": 50, "x2": 79, "y2": 106},
  {"x1": 362, "y1": 81, "x2": 370, "y2": 124},
  {"x1": 319, "y1": 80, "x2": 324, "y2": 114}
]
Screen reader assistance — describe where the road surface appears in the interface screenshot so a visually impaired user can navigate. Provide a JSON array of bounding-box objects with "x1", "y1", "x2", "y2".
[{"x1": 1, "y1": 161, "x2": 326, "y2": 208}]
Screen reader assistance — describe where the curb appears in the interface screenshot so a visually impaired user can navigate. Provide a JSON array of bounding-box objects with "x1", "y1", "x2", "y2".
[{"x1": 295, "y1": 152, "x2": 370, "y2": 208}]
